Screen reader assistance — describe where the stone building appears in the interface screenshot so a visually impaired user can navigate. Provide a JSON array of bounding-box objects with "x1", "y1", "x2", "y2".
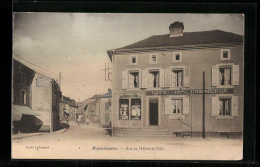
[
  {"x1": 107, "y1": 21, "x2": 243, "y2": 137},
  {"x1": 99, "y1": 89, "x2": 112, "y2": 127}
]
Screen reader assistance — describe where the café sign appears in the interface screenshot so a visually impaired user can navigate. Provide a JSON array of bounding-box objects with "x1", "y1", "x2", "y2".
[
  {"x1": 146, "y1": 88, "x2": 234, "y2": 96},
  {"x1": 36, "y1": 78, "x2": 52, "y2": 87}
]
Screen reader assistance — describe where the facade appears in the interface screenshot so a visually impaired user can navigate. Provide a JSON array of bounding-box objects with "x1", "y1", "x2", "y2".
[
  {"x1": 107, "y1": 22, "x2": 243, "y2": 137},
  {"x1": 12, "y1": 57, "x2": 62, "y2": 133},
  {"x1": 99, "y1": 89, "x2": 112, "y2": 127},
  {"x1": 59, "y1": 96, "x2": 78, "y2": 122}
]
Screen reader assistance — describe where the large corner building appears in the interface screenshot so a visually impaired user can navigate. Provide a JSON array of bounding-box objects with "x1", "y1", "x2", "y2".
[{"x1": 107, "y1": 22, "x2": 243, "y2": 137}]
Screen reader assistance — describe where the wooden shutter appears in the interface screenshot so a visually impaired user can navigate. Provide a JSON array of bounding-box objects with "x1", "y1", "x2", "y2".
[
  {"x1": 231, "y1": 96, "x2": 238, "y2": 116},
  {"x1": 232, "y1": 65, "x2": 239, "y2": 85},
  {"x1": 182, "y1": 96, "x2": 190, "y2": 114},
  {"x1": 211, "y1": 96, "x2": 219, "y2": 116},
  {"x1": 212, "y1": 66, "x2": 218, "y2": 86},
  {"x1": 172, "y1": 71, "x2": 177, "y2": 87},
  {"x1": 183, "y1": 67, "x2": 190, "y2": 87},
  {"x1": 148, "y1": 72, "x2": 153, "y2": 88},
  {"x1": 128, "y1": 72, "x2": 134, "y2": 89},
  {"x1": 165, "y1": 68, "x2": 171, "y2": 87},
  {"x1": 160, "y1": 69, "x2": 164, "y2": 88},
  {"x1": 141, "y1": 70, "x2": 148, "y2": 88},
  {"x1": 164, "y1": 97, "x2": 172, "y2": 114},
  {"x1": 122, "y1": 71, "x2": 128, "y2": 89}
]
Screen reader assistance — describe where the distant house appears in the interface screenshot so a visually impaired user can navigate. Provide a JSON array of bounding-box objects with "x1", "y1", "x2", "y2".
[
  {"x1": 12, "y1": 57, "x2": 62, "y2": 133},
  {"x1": 99, "y1": 89, "x2": 112, "y2": 127},
  {"x1": 59, "y1": 96, "x2": 78, "y2": 122}
]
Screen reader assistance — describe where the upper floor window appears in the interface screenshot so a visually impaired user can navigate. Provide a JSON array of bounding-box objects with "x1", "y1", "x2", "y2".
[
  {"x1": 221, "y1": 49, "x2": 230, "y2": 60},
  {"x1": 21, "y1": 90, "x2": 26, "y2": 105},
  {"x1": 173, "y1": 52, "x2": 182, "y2": 62},
  {"x1": 150, "y1": 54, "x2": 158, "y2": 64},
  {"x1": 171, "y1": 69, "x2": 183, "y2": 87},
  {"x1": 129, "y1": 55, "x2": 138, "y2": 65},
  {"x1": 219, "y1": 66, "x2": 231, "y2": 86},
  {"x1": 148, "y1": 70, "x2": 159, "y2": 88},
  {"x1": 129, "y1": 71, "x2": 139, "y2": 88},
  {"x1": 21, "y1": 72, "x2": 26, "y2": 84}
]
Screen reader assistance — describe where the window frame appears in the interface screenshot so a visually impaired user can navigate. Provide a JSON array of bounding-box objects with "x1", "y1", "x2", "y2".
[
  {"x1": 216, "y1": 95, "x2": 234, "y2": 119},
  {"x1": 119, "y1": 99, "x2": 130, "y2": 120},
  {"x1": 130, "y1": 98, "x2": 141, "y2": 120},
  {"x1": 221, "y1": 49, "x2": 231, "y2": 60},
  {"x1": 129, "y1": 55, "x2": 138, "y2": 65},
  {"x1": 173, "y1": 52, "x2": 182, "y2": 63},
  {"x1": 217, "y1": 64, "x2": 233, "y2": 88},
  {"x1": 171, "y1": 98, "x2": 183, "y2": 115},
  {"x1": 20, "y1": 89, "x2": 26, "y2": 105},
  {"x1": 171, "y1": 68, "x2": 184, "y2": 88},
  {"x1": 149, "y1": 53, "x2": 158, "y2": 64},
  {"x1": 148, "y1": 69, "x2": 160, "y2": 88},
  {"x1": 129, "y1": 70, "x2": 140, "y2": 89}
]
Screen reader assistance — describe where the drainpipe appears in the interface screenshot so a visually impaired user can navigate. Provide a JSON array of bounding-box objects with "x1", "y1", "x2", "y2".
[{"x1": 112, "y1": 49, "x2": 115, "y2": 137}]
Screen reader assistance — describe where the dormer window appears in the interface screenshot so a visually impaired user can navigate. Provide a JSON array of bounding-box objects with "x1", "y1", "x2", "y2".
[
  {"x1": 221, "y1": 49, "x2": 230, "y2": 60},
  {"x1": 173, "y1": 52, "x2": 182, "y2": 62},
  {"x1": 129, "y1": 55, "x2": 138, "y2": 65}
]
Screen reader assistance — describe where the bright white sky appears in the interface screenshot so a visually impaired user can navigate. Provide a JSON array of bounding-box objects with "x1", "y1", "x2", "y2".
[{"x1": 13, "y1": 13, "x2": 244, "y2": 101}]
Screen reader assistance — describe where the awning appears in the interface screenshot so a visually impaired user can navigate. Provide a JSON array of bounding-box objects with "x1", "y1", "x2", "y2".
[{"x1": 12, "y1": 105, "x2": 41, "y2": 121}]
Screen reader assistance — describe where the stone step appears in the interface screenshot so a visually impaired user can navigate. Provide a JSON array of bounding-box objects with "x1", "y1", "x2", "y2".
[{"x1": 115, "y1": 133, "x2": 174, "y2": 137}]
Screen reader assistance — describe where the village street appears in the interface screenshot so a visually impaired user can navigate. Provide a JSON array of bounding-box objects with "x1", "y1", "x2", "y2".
[{"x1": 12, "y1": 122, "x2": 243, "y2": 160}]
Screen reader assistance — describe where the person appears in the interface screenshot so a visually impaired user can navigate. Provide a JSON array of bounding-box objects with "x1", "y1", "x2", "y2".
[
  {"x1": 77, "y1": 114, "x2": 82, "y2": 126},
  {"x1": 86, "y1": 115, "x2": 89, "y2": 125}
]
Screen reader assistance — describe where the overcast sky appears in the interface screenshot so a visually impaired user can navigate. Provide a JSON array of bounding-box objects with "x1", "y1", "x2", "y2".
[{"x1": 13, "y1": 13, "x2": 244, "y2": 101}]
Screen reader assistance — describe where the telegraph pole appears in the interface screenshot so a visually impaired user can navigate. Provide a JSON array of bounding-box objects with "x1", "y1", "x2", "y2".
[
  {"x1": 101, "y1": 62, "x2": 112, "y2": 81},
  {"x1": 202, "y1": 71, "x2": 206, "y2": 138}
]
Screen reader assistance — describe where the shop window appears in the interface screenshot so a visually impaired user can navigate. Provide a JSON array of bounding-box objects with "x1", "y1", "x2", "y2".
[
  {"x1": 219, "y1": 67, "x2": 231, "y2": 86},
  {"x1": 21, "y1": 90, "x2": 26, "y2": 105},
  {"x1": 218, "y1": 97, "x2": 231, "y2": 116},
  {"x1": 221, "y1": 49, "x2": 230, "y2": 60},
  {"x1": 129, "y1": 55, "x2": 138, "y2": 65},
  {"x1": 171, "y1": 69, "x2": 183, "y2": 87},
  {"x1": 148, "y1": 70, "x2": 159, "y2": 88},
  {"x1": 173, "y1": 52, "x2": 182, "y2": 62},
  {"x1": 119, "y1": 99, "x2": 129, "y2": 120},
  {"x1": 129, "y1": 71, "x2": 139, "y2": 88},
  {"x1": 131, "y1": 99, "x2": 141, "y2": 120}
]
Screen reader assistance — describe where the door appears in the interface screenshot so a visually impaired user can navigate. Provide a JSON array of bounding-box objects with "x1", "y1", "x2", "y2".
[{"x1": 149, "y1": 99, "x2": 158, "y2": 125}]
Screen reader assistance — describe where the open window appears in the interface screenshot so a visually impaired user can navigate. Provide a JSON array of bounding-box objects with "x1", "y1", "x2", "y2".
[
  {"x1": 171, "y1": 69, "x2": 183, "y2": 87},
  {"x1": 212, "y1": 64, "x2": 239, "y2": 86},
  {"x1": 148, "y1": 70, "x2": 159, "y2": 88},
  {"x1": 129, "y1": 71, "x2": 139, "y2": 88}
]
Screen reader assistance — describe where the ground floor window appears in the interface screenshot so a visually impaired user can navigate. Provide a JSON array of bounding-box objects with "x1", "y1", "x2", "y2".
[
  {"x1": 119, "y1": 99, "x2": 129, "y2": 120},
  {"x1": 172, "y1": 99, "x2": 183, "y2": 114},
  {"x1": 131, "y1": 99, "x2": 141, "y2": 120},
  {"x1": 119, "y1": 98, "x2": 141, "y2": 120}
]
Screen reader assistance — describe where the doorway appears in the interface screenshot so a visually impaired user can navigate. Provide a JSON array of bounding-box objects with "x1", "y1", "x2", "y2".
[{"x1": 149, "y1": 99, "x2": 158, "y2": 126}]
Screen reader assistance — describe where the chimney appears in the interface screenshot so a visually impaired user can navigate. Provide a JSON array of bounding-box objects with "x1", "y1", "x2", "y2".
[{"x1": 169, "y1": 21, "x2": 184, "y2": 37}]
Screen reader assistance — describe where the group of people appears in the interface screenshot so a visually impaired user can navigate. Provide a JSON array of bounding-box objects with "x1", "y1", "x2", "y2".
[{"x1": 76, "y1": 114, "x2": 90, "y2": 126}]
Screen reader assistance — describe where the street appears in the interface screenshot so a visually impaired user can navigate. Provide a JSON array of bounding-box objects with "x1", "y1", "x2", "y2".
[{"x1": 12, "y1": 122, "x2": 243, "y2": 160}]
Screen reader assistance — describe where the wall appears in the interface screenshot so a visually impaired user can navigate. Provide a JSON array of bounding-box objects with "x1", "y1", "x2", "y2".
[
  {"x1": 100, "y1": 98, "x2": 112, "y2": 127},
  {"x1": 112, "y1": 46, "x2": 244, "y2": 136}
]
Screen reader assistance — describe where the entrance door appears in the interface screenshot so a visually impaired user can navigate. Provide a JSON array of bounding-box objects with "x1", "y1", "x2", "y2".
[{"x1": 149, "y1": 99, "x2": 158, "y2": 125}]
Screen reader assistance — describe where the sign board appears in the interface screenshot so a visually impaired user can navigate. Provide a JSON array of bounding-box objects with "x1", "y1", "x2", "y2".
[
  {"x1": 36, "y1": 78, "x2": 52, "y2": 87},
  {"x1": 119, "y1": 94, "x2": 142, "y2": 99},
  {"x1": 146, "y1": 88, "x2": 234, "y2": 96}
]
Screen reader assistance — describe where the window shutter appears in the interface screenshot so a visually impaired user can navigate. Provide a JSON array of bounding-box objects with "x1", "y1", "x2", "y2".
[
  {"x1": 122, "y1": 71, "x2": 128, "y2": 89},
  {"x1": 231, "y1": 96, "x2": 238, "y2": 116},
  {"x1": 232, "y1": 65, "x2": 239, "y2": 85},
  {"x1": 141, "y1": 70, "x2": 148, "y2": 88},
  {"x1": 164, "y1": 97, "x2": 172, "y2": 114},
  {"x1": 148, "y1": 72, "x2": 153, "y2": 88},
  {"x1": 211, "y1": 96, "x2": 219, "y2": 116},
  {"x1": 172, "y1": 72, "x2": 177, "y2": 87},
  {"x1": 183, "y1": 67, "x2": 190, "y2": 88},
  {"x1": 160, "y1": 69, "x2": 164, "y2": 88},
  {"x1": 129, "y1": 73, "x2": 134, "y2": 89},
  {"x1": 182, "y1": 96, "x2": 190, "y2": 114},
  {"x1": 212, "y1": 66, "x2": 218, "y2": 86},
  {"x1": 165, "y1": 68, "x2": 171, "y2": 87}
]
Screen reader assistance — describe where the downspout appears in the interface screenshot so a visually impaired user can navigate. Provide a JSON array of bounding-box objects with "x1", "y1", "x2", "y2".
[{"x1": 111, "y1": 49, "x2": 115, "y2": 137}]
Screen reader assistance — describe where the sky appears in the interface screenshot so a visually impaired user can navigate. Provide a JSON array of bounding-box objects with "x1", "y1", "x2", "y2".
[{"x1": 13, "y1": 13, "x2": 244, "y2": 101}]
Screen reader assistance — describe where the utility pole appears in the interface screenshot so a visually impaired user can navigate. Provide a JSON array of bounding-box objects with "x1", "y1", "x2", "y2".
[
  {"x1": 101, "y1": 62, "x2": 112, "y2": 81},
  {"x1": 202, "y1": 71, "x2": 206, "y2": 138}
]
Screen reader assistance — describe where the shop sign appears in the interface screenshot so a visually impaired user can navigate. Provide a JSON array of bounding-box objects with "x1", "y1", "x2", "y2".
[
  {"x1": 119, "y1": 94, "x2": 142, "y2": 99},
  {"x1": 36, "y1": 78, "x2": 52, "y2": 87},
  {"x1": 146, "y1": 88, "x2": 234, "y2": 96}
]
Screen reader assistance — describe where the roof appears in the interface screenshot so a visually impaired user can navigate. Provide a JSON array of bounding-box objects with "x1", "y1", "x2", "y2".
[
  {"x1": 12, "y1": 105, "x2": 41, "y2": 121},
  {"x1": 77, "y1": 98, "x2": 97, "y2": 113},
  {"x1": 107, "y1": 30, "x2": 243, "y2": 59},
  {"x1": 100, "y1": 89, "x2": 112, "y2": 98}
]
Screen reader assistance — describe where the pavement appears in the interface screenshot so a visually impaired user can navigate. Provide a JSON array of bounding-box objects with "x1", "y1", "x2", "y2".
[{"x1": 12, "y1": 122, "x2": 243, "y2": 160}]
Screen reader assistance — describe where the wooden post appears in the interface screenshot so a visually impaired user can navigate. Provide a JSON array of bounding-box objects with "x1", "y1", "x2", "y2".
[{"x1": 202, "y1": 71, "x2": 205, "y2": 138}]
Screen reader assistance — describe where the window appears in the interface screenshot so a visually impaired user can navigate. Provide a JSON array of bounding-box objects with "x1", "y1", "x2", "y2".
[
  {"x1": 221, "y1": 49, "x2": 230, "y2": 60},
  {"x1": 21, "y1": 90, "x2": 26, "y2": 105},
  {"x1": 129, "y1": 71, "x2": 139, "y2": 88},
  {"x1": 218, "y1": 97, "x2": 231, "y2": 116},
  {"x1": 119, "y1": 99, "x2": 129, "y2": 120},
  {"x1": 172, "y1": 99, "x2": 182, "y2": 114},
  {"x1": 150, "y1": 54, "x2": 158, "y2": 64},
  {"x1": 129, "y1": 55, "x2": 138, "y2": 65},
  {"x1": 219, "y1": 67, "x2": 231, "y2": 86},
  {"x1": 148, "y1": 70, "x2": 159, "y2": 88},
  {"x1": 173, "y1": 52, "x2": 182, "y2": 62},
  {"x1": 131, "y1": 99, "x2": 141, "y2": 120},
  {"x1": 21, "y1": 72, "x2": 26, "y2": 84},
  {"x1": 171, "y1": 69, "x2": 183, "y2": 87}
]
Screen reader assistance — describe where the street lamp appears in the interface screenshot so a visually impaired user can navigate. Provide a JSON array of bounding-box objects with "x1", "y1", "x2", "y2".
[{"x1": 180, "y1": 88, "x2": 193, "y2": 138}]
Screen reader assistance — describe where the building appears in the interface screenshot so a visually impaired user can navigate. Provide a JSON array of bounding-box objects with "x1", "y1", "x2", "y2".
[
  {"x1": 59, "y1": 96, "x2": 78, "y2": 122},
  {"x1": 99, "y1": 89, "x2": 112, "y2": 127},
  {"x1": 12, "y1": 57, "x2": 62, "y2": 133},
  {"x1": 107, "y1": 21, "x2": 243, "y2": 137}
]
